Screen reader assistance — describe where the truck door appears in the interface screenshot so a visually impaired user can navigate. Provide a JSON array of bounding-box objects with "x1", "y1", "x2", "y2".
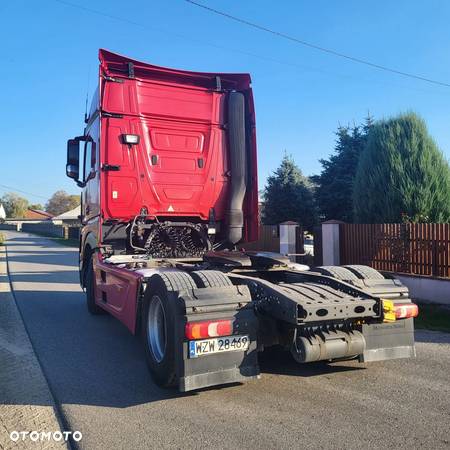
[
  {"x1": 101, "y1": 117, "x2": 139, "y2": 219},
  {"x1": 81, "y1": 123, "x2": 100, "y2": 222}
]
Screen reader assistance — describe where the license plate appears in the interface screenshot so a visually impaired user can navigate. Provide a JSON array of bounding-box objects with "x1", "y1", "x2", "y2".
[{"x1": 189, "y1": 335, "x2": 249, "y2": 358}]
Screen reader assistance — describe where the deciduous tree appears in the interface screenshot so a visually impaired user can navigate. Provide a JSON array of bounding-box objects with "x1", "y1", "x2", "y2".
[
  {"x1": 29, "y1": 203, "x2": 44, "y2": 211},
  {"x1": 0, "y1": 192, "x2": 29, "y2": 218},
  {"x1": 45, "y1": 190, "x2": 80, "y2": 216}
]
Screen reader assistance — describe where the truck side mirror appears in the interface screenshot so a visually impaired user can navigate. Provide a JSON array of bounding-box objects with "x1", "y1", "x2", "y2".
[{"x1": 66, "y1": 137, "x2": 84, "y2": 186}]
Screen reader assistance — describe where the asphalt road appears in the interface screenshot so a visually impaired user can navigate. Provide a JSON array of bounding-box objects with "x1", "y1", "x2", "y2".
[{"x1": 4, "y1": 232, "x2": 450, "y2": 449}]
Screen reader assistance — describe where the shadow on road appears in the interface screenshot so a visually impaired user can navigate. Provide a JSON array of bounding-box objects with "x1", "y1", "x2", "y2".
[
  {"x1": 6, "y1": 252, "x2": 77, "y2": 267},
  {"x1": 5, "y1": 271, "x2": 79, "y2": 284},
  {"x1": 258, "y1": 347, "x2": 365, "y2": 377}
]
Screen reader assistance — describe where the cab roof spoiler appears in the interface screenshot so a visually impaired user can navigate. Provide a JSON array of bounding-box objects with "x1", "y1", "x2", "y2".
[{"x1": 99, "y1": 49, "x2": 252, "y2": 91}]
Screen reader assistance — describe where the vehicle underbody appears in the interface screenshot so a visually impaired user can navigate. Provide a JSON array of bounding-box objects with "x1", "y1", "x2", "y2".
[{"x1": 94, "y1": 234, "x2": 416, "y2": 391}]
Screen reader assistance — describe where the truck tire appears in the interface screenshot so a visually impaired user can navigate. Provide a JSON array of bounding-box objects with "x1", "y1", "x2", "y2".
[
  {"x1": 343, "y1": 265, "x2": 385, "y2": 280},
  {"x1": 190, "y1": 270, "x2": 232, "y2": 288},
  {"x1": 85, "y1": 257, "x2": 106, "y2": 315},
  {"x1": 315, "y1": 266, "x2": 359, "y2": 282},
  {"x1": 160, "y1": 270, "x2": 197, "y2": 292},
  {"x1": 142, "y1": 272, "x2": 195, "y2": 388}
]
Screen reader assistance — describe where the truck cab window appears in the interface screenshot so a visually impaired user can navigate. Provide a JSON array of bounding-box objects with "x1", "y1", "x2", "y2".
[{"x1": 83, "y1": 140, "x2": 95, "y2": 182}]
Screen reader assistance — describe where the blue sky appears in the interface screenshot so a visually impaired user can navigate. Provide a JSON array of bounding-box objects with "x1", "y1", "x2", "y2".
[{"x1": 2, "y1": 0, "x2": 450, "y2": 204}]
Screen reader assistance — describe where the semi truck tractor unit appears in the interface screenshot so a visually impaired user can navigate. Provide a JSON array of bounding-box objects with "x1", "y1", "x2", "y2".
[{"x1": 66, "y1": 49, "x2": 418, "y2": 391}]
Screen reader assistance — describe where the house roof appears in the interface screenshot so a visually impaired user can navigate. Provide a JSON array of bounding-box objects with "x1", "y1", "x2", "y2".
[
  {"x1": 52, "y1": 205, "x2": 81, "y2": 220},
  {"x1": 24, "y1": 209, "x2": 53, "y2": 220}
]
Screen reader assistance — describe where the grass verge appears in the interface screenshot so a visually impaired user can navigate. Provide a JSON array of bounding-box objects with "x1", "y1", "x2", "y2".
[{"x1": 414, "y1": 302, "x2": 450, "y2": 333}]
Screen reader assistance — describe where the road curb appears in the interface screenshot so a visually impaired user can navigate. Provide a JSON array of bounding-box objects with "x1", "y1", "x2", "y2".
[{"x1": 0, "y1": 243, "x2": 69, "y2": 449}]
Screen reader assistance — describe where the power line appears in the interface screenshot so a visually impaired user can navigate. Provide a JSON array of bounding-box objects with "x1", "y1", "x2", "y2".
[
  {"x1": 185, "y1": 0, "x2": 450, "y2": 89},
  {"x1": 53, "y1": 0, "x2": 302, "y2": 64},
  {"x1": 51, "y1": 0, "x2": 445, "y2": 94},
  {"x1": 51, "y1": 1, "x2": 356, "y2": 81},
  {"x1": 54, "y1": 0, "x2": 155, "y2": 29},
  {"x1": 0, "y1": 184, "x2": 48, "y2": 201}
]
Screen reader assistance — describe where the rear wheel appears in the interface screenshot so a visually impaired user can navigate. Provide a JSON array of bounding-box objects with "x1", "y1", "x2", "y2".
[
  {"x1": 315, "y1": 266, "x2": 359, "y2": 282},
  {"x1": 85, "y1": 257, "x2": 106, "y2": 315},
  {"x1": 148, "y1": 295, "x2": 167, "y2": 364},
  {"x1": 190, "y1": 270, "x2": 232, "y2": 288},
  {"x1": 141, "y1": 272, "x2": 195, "y2": 388},
  {"x1": 343, "y1": 265, "x2": 385, "y2": 280}
]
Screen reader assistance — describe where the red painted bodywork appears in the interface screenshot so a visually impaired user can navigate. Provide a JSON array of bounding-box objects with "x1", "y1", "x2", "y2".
[
  {"x1": 94, "y1": 254, "x2": 141, "y2": 333},
  {"x1": 97, "y1": 49, "x2": 258, "y2": 242},
  {"x1": 84, "y1": 49, "x2": 260, "y2": 331}
]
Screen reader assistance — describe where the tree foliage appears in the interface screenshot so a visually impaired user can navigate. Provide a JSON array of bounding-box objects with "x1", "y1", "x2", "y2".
[
  {"x1": 45, "y1": 190, "x2": 80, "y2": 216},
  {"x1": 0, "y1": 192, "x2": 29, "y2": 218},
  {"x1": 29, "y1": 203, "x2": 44, "y2": 211},
  {"x1": 313, "y1": 117, "x2": 373, "y2": 222},
  {"x1": 353, "y1": 113, "x2": 450, "y2": 223},
  {"x1": 262, "y1": 155, "x2": 317, "y2": 229}
]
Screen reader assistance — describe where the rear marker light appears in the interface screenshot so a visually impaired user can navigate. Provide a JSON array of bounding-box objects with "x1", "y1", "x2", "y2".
[
  {"x1": 185, "y1": 320, "x2": 233, "y2": 340},
  {"x1": 394, "y1": 303, "x2": 419, "y2": 319},
  {"x1": 383, "y1": 299, "x2": 419, "y2": 322},
  {"x1": 122, "y1": 134, "x2": 140, "y2": 145},
  {"x1": 382, "y1": 299, "x2": 396, "y2": 322}
]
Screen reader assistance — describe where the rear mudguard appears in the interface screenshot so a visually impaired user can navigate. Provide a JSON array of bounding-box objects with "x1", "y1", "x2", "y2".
[
  {"x1": 359, "y1": 318, "x2": 416, "y2": 362},
  {"x1": 155, "y1": 281, "x2": 260, "y2": 392}
]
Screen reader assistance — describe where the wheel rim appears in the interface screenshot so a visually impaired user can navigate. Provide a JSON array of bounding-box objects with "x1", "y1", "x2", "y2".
[{"x1": 147, "y1": 295, "x2": 167, "y2": 363}]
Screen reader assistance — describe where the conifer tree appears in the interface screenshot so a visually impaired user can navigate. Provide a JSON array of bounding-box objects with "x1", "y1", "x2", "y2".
[
  {"x1": 354, "y1": 113, "x2": 450, "y2": 223},
  {"x1": 313, "y1": 116, "x2": 373, "y2": 222},
  {"x1": 262, "y1": 155, "x2": 317, "y2": 229}
]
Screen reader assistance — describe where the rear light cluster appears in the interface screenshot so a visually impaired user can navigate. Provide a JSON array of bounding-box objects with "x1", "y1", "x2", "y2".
[
  {"x1": 185, "y1": 320, "x2": 233, "y2": 340},
  {"x1": 383, "y1": 300, "x2": 419, "y2": 322},
  {"x1": 394, "y1": 303, "x2": 419, "y2": 319}
]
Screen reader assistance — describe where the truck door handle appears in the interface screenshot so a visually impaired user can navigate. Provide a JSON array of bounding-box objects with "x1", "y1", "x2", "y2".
[{"x1": 101, "y1": 164, "x2": 121, "y2": 171}]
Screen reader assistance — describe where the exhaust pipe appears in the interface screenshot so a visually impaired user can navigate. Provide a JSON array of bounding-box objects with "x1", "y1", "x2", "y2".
[{"x1": 226, "y1": 91, "x2": 247, "y2": 245}]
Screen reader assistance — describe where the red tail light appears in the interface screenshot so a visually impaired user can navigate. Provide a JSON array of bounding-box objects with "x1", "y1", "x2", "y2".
[
  {"x1": 185, "y1": 320, "x2": 233, "y2": 340},
  {"x1": 394, "y1": 303, "x2": 419, "y2": 319}
]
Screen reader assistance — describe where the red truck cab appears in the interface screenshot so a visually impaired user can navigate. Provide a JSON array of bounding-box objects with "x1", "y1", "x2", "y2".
[
  {"x1": 66, "y1": 50, "x2": 417, "y2": 392},
  {"x1": 67, "y1": 49, "x2": 258, "y2": 266}
]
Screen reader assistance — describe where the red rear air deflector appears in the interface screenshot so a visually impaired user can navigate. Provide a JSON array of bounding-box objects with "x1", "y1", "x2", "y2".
[{"x1": 98, "y1": 49, "x2": 258, "y2": 243}]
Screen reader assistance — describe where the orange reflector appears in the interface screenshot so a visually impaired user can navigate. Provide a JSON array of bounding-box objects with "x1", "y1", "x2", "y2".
[
  {"x1": 185, "y1": 320, "x2": 233, "y2": 340},
  {"x1": 394, "y1": 303, "x2": 419, "y2": 319}
]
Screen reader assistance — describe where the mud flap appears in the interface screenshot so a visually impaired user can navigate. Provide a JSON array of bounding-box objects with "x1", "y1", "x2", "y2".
[
  {"x1": 359, "y1": 318, "x2": 416, "y2": 362},
  {"x1": 174, "y1": 285, "x2": 260, "y2": 391}
]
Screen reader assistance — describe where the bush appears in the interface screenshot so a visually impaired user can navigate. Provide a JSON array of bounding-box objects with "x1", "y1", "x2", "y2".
[{"x1": 353, "y1": 113, "x2": 450, "y2": 223}]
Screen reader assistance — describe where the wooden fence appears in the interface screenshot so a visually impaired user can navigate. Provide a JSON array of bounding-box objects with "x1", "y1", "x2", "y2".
[{"x1": 340, "y1": 223, "x2": 450, "y2": 278}]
